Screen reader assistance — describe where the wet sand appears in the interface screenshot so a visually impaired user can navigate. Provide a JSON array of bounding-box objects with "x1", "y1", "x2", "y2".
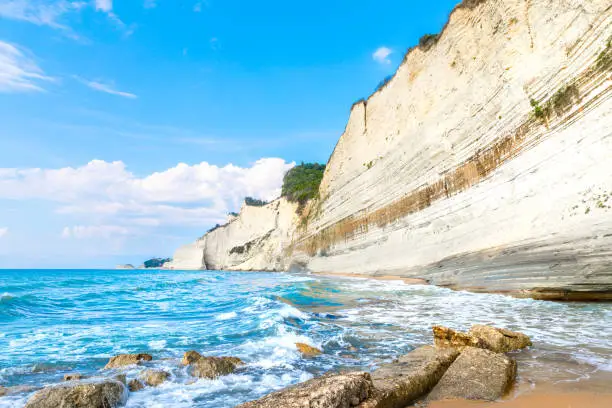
[{"x1": 426, "y1": 392, "x2": 612, "y2": 408}]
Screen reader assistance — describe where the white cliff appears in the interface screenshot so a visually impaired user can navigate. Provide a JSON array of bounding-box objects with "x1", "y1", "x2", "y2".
[
  {"x1": 167, "y1": 198, "x2": 300, "y2": 271},
  {"x1": 171, "y1": 0, "x2": 612, "y2": 299}
]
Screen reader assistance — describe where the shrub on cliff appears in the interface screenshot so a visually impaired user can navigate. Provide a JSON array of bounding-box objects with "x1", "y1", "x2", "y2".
[
  {"x1": 143, "y1": 258, "x2": 172, "y2": 268},
  {"x1": 244, "y1": 197, "x2": 269, "y2": 207},
  {"x1": 281, "y1": 162, "x2": 326, "y2": 206}
]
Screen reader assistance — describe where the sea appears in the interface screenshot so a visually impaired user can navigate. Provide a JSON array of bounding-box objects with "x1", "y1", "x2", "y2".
[{"x1": 0, "y1": 269, "x2": 611, "y2": 407}]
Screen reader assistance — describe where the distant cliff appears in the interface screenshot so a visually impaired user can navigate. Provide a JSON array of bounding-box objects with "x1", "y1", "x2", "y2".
[{"x1": 170, "y1": 0, "x2": 612, "y2": 300}]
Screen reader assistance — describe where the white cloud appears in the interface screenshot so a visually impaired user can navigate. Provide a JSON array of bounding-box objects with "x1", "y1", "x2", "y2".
[
  {"x1": 144, "y1": 0, "x2": 156, "y2": 8},
  {"x1": 94, "y1": 0, "x2": 111, "y2": 12},
  {"x1": 62, "y1": 225, "x2": 129, "y2": 239},
  {"x1": 0, "y1": 40, "x2": 53, "y2": 92},
  {"x1": 0, "y1": 227, "x2": 8, "y2": 238},
  {"x1": 372, "y1": 46, "x2": 393, "y2": 64},
  {"x1": 0, "y1": 0, "x2": 86, "y2": 30},
  {"x1": 76, "y1": 77, "x2": 137, "y2": 99},
  {"x1": 0, "y1": 158, "x2": 295, "y2": 227}
]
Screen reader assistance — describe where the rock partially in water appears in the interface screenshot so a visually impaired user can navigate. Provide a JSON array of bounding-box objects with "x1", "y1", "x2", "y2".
[
  {"x1": 114, "y1": 374, "x2": 127, "y2": 385},
  {"x1": 190, "y1": 356, "x2": 244, "y2": 379},
  {"x1": 139, "y1": 369, "x2": 170, "y2": 387},
  {"x1": 63, "y1": 373, "x2": 84, "y2": 381},
  {"x1": 296, "y1": 342, "x2": 322, "y2": 357},
  {"x1": 237, "y1": 372, "x2": 373, "y2": 408},
  {"x1": 427, "y1": 347, "x2": 517, "y2": 401},
  {"x1": 24, "y1": 380, "x2": 127, "y2": 408},
  {"x1": 181, "y1": 350, "x2": 202, "y2": 366},
  {"x1": 128, "y1": 379, "x2": 144, "y2": 392},
  {"x1": 358, "y1": 345, "x2": 459, "y2": 408},
  {"x1": 104, "y1": 353, "x2": 153, "y2": 369},
  {"x1": 432, "y1": 326, "x2": 486, "y2": 351},
  {"x1": 468, "y1": 325, "x2": 532, "y2": 353}
]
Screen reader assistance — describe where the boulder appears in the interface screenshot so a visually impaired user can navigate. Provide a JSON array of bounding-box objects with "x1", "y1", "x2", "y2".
[
  {"x1": 190, "y1": 356, "x2": 244, "y2": 379},
  {"x1": 181, "y1": 350, "x2": 202, "y2": 366},
  {"x1": 128, "y1": 379, "x2": 144, "y2": 392},
  {"x1": 468, "y1": 325, "x2": 532, "y2": 353},
  {"x1": 296, "y1": 342, "x2": 322, "y2": 357},
  {"x1": 236, "y1": 372, "x2": 373, "y2": 408},
  {"x1": 114, "y1": 375, "x2": 127, "y2": 385},
  {"x1": 64, "y1": 373, "x2": 83, "y2": 381},
  {"x1": 139, "y1": 369, "x2": 170, "y2": 387},
  {"x1": 24, "y1": 380, "x2": 126, "y2": 408},
  {"x1": 104, "y1": 353, "x2": 152, "y2": 369},
  {"x1": 358, "y1": 346, "x2": 460, "y2": 408},
  {"x1": 432, "y1": 326, "x2": 486, "y2": 351},
  {"x1": 427, "y1": 347, "x2": 516, "y2": 401}
]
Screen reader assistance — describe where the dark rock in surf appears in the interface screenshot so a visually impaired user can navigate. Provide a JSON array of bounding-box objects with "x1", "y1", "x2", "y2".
[
  {"x1": 139, "y1": 369, "x2": 170, "y2": 387},
  {"x1": 128, "y1": 379, "x2": 144, "y2": 392},
  {"x1": 191, "y1": 356, "x2": 244, "y2": 379}
]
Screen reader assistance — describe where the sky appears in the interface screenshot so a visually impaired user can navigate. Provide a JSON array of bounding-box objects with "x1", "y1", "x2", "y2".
[{"x1": 0, "y1": 0, "x2": 461, "y2": 268}]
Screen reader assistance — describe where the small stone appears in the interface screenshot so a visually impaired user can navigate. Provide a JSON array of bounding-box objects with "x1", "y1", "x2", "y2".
[
  {"x1": 63, "y1": 373, "x2": 83, "y2": 381},
  {"x1": 295, "y1": 343, "x2": 322, "y2": 357},
  {"x1": 128, "y1": 379, "x2": 144, "y2": 392},
  {"x1": 182, "y1": 350, "x2": 202, "y2": 366},
  {"x1": 104, "y1": 353, "x2": 153, "y2": 369},
  {"x1": 191, "y1": 356, "x2": 244, "y2": 379},
  {"x1": 139, "y1": 369, "x2": 170, "y2": 387}
]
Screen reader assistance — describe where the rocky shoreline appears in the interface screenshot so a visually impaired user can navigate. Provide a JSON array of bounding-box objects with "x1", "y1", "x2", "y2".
[{"x1": 1, "y1": 324, "x2": 538, "y2": 408}]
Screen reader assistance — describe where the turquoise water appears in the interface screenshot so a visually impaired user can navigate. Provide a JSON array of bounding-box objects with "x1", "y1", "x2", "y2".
[{"x1": 1, "y1": 269, "x2": 611, "y2": 407}]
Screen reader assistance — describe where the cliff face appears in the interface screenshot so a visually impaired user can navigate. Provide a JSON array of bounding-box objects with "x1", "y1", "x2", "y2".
[
  {"x1": 167, "y1": 199, "x2": 300, "y2": 271},
  {"x1": 171, "y1": 0, "x2": 612, "y2": 299}
]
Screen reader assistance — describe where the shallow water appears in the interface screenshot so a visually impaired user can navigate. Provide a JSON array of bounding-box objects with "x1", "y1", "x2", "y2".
[{"x1": 0, "y1": 269, "x2": 610, "y2": 407}]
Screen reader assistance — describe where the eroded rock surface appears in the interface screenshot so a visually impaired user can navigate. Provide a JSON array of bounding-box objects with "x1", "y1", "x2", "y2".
[
  {"x1": 63, "y1": 373, "x2": 83, "y2": 381},
  {"x1": 296, "y1": 342, "x2": 322, "y2": 357},
  {"x1": 104, "y1": 353, "x2": 153, "y2": 369},
  {"x1": 468, "y1": 325, "x2": 532, "y2": 353},
  {"x1": 358, "y1": 346, "x2": 459, "y2": 408},
  {"x1": 427, "y1": 347, "x2": 517, "y2": 401},
  {"x1": 128, "y1": 379, "x2": 144, "y2": 392},
  {"x1": 24, "y1": 380, "x2": 126, "y2": 408},
  {"x1": 139, "y1": 369, "x2": 170, "y2": 387},
  {"x1": 190, "y1": 356, "x2": 244, "y2": 379},
  {"x1": 237, "y1": 372, "x2": 373, "y2": 408},
  {"x1": 432, "y1": 326, "x2": 486, "y2": 351},
  {"x1": 181, "y1": 350, "x2": 202, "y2": 366}
]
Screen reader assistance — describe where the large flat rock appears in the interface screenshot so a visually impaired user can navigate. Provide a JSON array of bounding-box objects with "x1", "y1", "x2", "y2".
[
  {"x1": 427, "y1": 347, "x2": 516, "y2": 401},
  {"x1": 24, "y1": 380, "x2": 127, "y2": 408},
  {"x1": 358, "y1": 346, "x2": 460, "y2": 408},
  {"x1": 236, "y1": 372, "x2": 373, "y2": 408}
]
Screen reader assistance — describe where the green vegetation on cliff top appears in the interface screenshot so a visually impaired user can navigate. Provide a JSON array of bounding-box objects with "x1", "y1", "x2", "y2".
[{"x1": 281, "y1": 162, "x2": 325, "y2": 205}]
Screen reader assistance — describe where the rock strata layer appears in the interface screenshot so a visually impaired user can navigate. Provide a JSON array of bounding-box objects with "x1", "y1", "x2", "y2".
[
  {"x1": 427, "y1": 347, "x2": 517, "y2": 401},
  {"x1": 236, "y1": 372, "x2": 373, "y2": 408},
  {"x1": 24, "y1": 380, "x2": 127, "y2": 408},
  {"x1": 357, "y1": 346, "x2": 459, "y2": 408},
  {"x1": 433, "y1": 325, "x2": 532, "y2": 353}
]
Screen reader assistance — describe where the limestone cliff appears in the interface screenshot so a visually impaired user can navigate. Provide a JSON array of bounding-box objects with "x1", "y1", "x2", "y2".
[
  {"x1": 166, "y1": 199, "x2": 300, "y2": 271},
  {"x1": 171, "y1": 0, "x2": 612, "y2": 299}
]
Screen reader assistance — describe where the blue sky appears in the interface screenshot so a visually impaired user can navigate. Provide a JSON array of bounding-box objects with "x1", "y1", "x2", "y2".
[{"x1": 0, "y1": 0, "x2": 460, "y2": 268}]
